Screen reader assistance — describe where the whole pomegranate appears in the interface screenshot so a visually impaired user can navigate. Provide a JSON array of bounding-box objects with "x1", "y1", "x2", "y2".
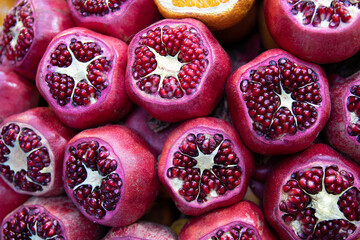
[
  {"x1": 264, "y1": 143, "x2": 360, "y2": 239},
  {"x1": 36, "y1": 27, "x2": 132, "y2": 130},
  {"x1": 158, "y1": 117, "x2": 254, "y2": 216},
  {"x1": 226, "y1": 49, "x2": 331, "y2": 155},
  {"x1": 125, "y1": 18, "x2": 232, "y2": 123},
  {"x1": 0, "y1": 0, "x2": 74, "y2": 79},
  {"x1": 264, "y1": 0, "x2": 360, "y2": 64},
  {"x1": 325, "y1": 71, "x2": 360, "y2": 161},
  {"x1": 66, "y1": 0, "x2": 161, "y2": 43},
  {"x1": 0, "y1": 107, "x2": 75, "y2": 196},
  {"x1": 63, "y1": 125, "x2": 159, "y2": 227},
  {"x1": 0, "y1": 68, "x2": 40, "y2": 122},
  {"x1": 1, "y1": 196, "x2": 105, "y2": 239},
  {"x1": 102, "y1": 221, "x2": 178, "y2": 240},
  {"x1": 179, "y1": 200, "x2": 277, "y2": 240}
]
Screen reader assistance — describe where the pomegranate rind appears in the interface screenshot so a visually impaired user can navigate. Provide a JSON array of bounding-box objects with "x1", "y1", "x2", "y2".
[
  {"x1": 158, "y1": 117, "x2": 254, "y2": 216},
  {"x1": 125, "y1": 18, "x2": 232, "y2": 123},
  {"x1": 63, "y1": 125, "x2": 159, "y2": 227},
  {"x1": 263, "y1": 143, "x2": 360, "y2": 239},
  {"x1": 325, "y1": 72, "x2": 360, "y2": 162},
  {"x1": 1, "y1": 196, "x2": 105, "y2": 240},
  {"x1": 0, "y1": 107, "x2": 75, "y2": 197},
  {"x1": 264, "y1": 0, "x2": 360, "y2": 64},
  {"x1": 36, "y1": 27, "x2": 132, "y2": 130},
  {"x1": 66, "y1": 0, "x2": 161, "y2": 43},
  {"x1": 226, "y1": 48, "x2": 331, "y2": 155},
  {"x1": 102, "y1": 221, "x2": 178, "y2": 240},
  {"x1": 179, "y1": 200, "x2": 277, "y2": 240},
  {"x1": 0, "y1": 0, "x2": 74, "y2": 80}
]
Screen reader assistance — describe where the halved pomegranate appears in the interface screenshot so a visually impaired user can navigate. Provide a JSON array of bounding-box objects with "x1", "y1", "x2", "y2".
[
  {"x1": 63, "y1": 125, "x2": 159, "y2": 227},
  {"x1": 264, "y1": 143, "x2": 360, "y2": 239},
  {"x1": 0, "y1": 107, "x2": 75, "y2": 196},
  {"x1": 66, "y1": 0, "x2": 161, "y2": 43},
  {"x1": 36, "y1": 27, "x2": 132, "y2": 130},
  {"x1": 125, "y1": 18, "x2": 232, "y2": 123},
  {"x1": 0, "y1": 0, "x2": 74, "y2": 79},
  {"x1": 226, "y1": 49, "x2": 331, "y2": 155},
  {"x1": 158, "y1": 117, "x2": 254, "y2": 216},
  {"x1": 264, "y1": 0, "x2": 360, "y2": 64},
  {"x1": 1, "y1": 196, "x2": 105, "y2": 239},
  {"x1": 179, "y1": 200, "x2": 277, "y2": 240},
  {"x1": 325, "y1": 71, "x2": 360, "y2": 161}
]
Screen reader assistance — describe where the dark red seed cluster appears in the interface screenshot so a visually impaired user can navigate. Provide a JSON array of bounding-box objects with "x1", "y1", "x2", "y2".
[
  {"x1": 72, "y1": 0, "x2": 126, "y2": 17},
  {"x1": 210, "y1": 224, "x2": 257, "y2": 240},
  {"x1": 347, "y1": 84, "x2": 360, "y2": 141}
]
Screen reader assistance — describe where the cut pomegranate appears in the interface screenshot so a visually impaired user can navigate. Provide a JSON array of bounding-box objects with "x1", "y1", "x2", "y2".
[
  {"x1": 125, "y1": 18, "x2": 232, "y2": 123},
  {"x1": 158, "y1": 117, "x2": 254, "y2": 216},
  {"x1": 36, "y1": 27, "x2": 132, "y2": 129},
  {"x1": 0, "y1": 68, "x2": 40, "y2": 122},
  {"x1": 0, "y1": 0, "x2": 74, "y2": 79},
  {"x1": 179, "y1": 200, "x2": 277, "y2": 240},
  {"x1": 1, "y1": 196, "x2": 105, "y2": 239},
  {"x1": 63, "y1": 125, "x2": 159, "y2": 227},
  {"x1": 264, "y1": 0, "x2": 360, "y2": 64},
  {"x1": 0, "y1": 107, "x2": 75, "y2": 196},
  {"x1": 103, "y1": 221, "x2": 178, "y2": 240},
  {"x1": 226, "y1": 49, "x2": 331, "y2": 155},
  {"x1": 66, "y1": 0, "x2": 161, "y2": 43},
  {"x1": 325, "y1": 71, "x2": 360, "y2": 161},
  {"x1": 264, "y1": 143, "x2": 360, "y2": 239}
]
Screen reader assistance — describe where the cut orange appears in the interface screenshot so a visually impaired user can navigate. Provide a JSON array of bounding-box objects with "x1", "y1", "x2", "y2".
[
  {"x1": 0, "y1": 0, "x2": 15, "y2": 26},
  {"x1": 154, "y1": 0, "x2": 255, "y2": 30}
]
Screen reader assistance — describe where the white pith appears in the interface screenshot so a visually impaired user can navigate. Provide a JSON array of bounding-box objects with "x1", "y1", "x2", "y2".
[
  {"x1": 170, "y1": 134, "x2": 239, "y2": 202},
  {"x1": 160, "y1": 0, "x2": 238, "y2": 14},
  {"x1": 291, "y1": 0, "x2": 360, "y2": 28},
  {"x1": 0, "y1": 123, "x2": 53, "y2": 193},
  {"x1": 350, "y1": 111, "x2": 359, "y2": 125},
  {"x1": 9, "y1": 9, "x2": 25, "y2": 50}
]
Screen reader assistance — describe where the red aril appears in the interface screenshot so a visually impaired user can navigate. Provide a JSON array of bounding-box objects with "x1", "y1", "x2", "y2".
[
  {"x1": 226, "y1": 49, "x2": 331, "y2": 155},
  {"x1": 158, "y1": 117, "x2": 254, "y2": 216}
]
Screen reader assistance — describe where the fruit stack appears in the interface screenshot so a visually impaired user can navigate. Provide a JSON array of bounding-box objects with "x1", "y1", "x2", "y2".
[{"x1": 0, "y1": 0, "x2": 360, "y2": 239}]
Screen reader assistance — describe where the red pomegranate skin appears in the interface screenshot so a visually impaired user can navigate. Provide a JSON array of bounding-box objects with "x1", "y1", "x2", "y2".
[
  {"x1": 36, "y1": 27, "x2": 133, "y2": 130},
  {"x1": 158, "y1": 117, "x2": 254, "y2": 216},
  {"x1": 264, "y1": 143, "x2": 360, "y2": 239},
  {"x1": 0, "y1": 0, "x2": 74, "y2": 80},
  {"x1": 0, "y1": 177, "x2": 29, "y2": 223},
  {"x1": 179, "y1": 200, "x2": 277, "y2": 240},
  {"x1": 125, "y1": 18, "x2": 232, "y2": 123},
  {"x1": 66, "y1": 0, "x2": 161, "y2": 43},
  {"x1": 264, "y1": 0, "x2": 360, "y2": 64},
  {"x1": 226, "y1": 49, "x2": 331, "y2": 156},
  {"x1": 63, "y1": 125, "x2": 159, "y2": 227},
  {"x1": 325, "y1": 71, "x2": 360, "y2": 162},
  {"x1": 0, "y1": 68, "x2": 40, "y2": 122},
  {"x1": 0, "y1": 107, "x2": 75, "y2": 196},
  {"x1": 102, "y1": 221, "x2": 178, "y2": 240},
  {"x1": 1, "y1": 196, "x2": 105, "y2": 240}
]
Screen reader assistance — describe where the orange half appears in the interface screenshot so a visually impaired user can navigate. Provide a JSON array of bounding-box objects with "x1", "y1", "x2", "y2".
[{"x1": 154, "y1": 0, "x2": 255, "y2": 30}]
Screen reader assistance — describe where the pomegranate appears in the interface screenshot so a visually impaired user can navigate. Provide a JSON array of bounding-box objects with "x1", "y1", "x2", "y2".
[
  {"x1": 158, "y1": 117, "x2": 254, "y2": 216},
  {"x1": 36, "y1": 27, "x2": 132, "y2": 130},
  {"x1": 264, "y1": 143, "x2": 360, "y2": 239},
  {"x1": 124, "y1": 106, "x2": 178, "y2": 156},
  {"x1": 63, "y1": 125, "x2": 159, "y2": 227},
  {"x1": 102, "y1": 221, "x2": 178, "y2": 240},
  {"x1": 325, "y1": 71, "x2": 360, "y2": 161},
  {"x1": 0, "y1": 0, "x2": 74, "y2": 80},
  {"x1": 0, "y1": 177, "x2": 29, "y2": 223},
  {"x1": 179, "y1": 200, "x2": 277, "y2": 240},
  {"x1": 1, "y1": 196, "x2": 105, "y2": 239},
  {"x1": 0, "y1": 107, "x2": 75, "y2": 197},
  {"x1": 264, "y1": 0, "x2": 360, "y2": 64},
  {"x1": 66, "y1": 0, "x2": 161, "y2": 43},
  {"x1": 0, "y1": 68, "x2": 40, "y2": 122},
  {"x1": 226, "y1": 49, "x2": 331, "y2": 155},
  {"x1": 125, "y1": 18, "x2": 232, "y2": 123}
]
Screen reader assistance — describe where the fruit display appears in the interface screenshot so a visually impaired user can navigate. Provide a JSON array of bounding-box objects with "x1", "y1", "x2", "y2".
[{"x1": 1, "y1": 0, "x2": 360, "y2": 239}]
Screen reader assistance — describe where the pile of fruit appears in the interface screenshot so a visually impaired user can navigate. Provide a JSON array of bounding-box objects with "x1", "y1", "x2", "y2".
[{"x1": 0, "y1": 0, "x2": 360, "y2": 239}]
